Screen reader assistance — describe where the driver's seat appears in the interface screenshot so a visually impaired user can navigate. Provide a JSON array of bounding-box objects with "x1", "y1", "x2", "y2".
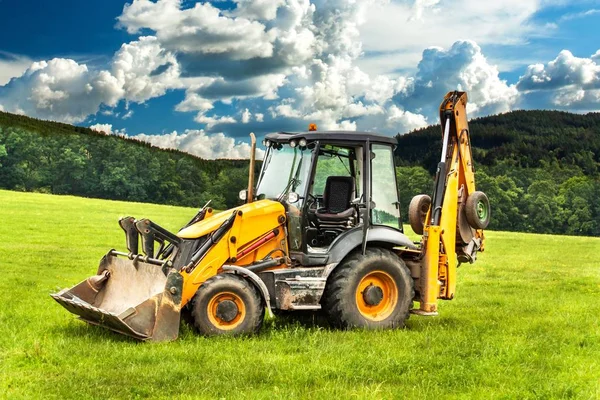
[{"x1": 315, "y1": 176, "x2": 356, "y2": 232}]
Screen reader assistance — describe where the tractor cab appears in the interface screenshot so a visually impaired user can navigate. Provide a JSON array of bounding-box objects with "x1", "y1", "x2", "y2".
[{"x1": 255, "y1": 130, "x2": 403, "y2": 265}]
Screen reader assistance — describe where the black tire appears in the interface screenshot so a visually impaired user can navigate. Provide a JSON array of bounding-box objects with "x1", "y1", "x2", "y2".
[
  {"x1": 408, "y1": 194, "x2": 431, "y2": 235},
  {"x1": 322, "y1": 247, "x2": 414, "y2": 329},
  {"x1": 465, "y1": 191, "x2": 490, "y2": 229},
  {"x1": 190, "y1": 274, "x2": 264, "y2": 336}
]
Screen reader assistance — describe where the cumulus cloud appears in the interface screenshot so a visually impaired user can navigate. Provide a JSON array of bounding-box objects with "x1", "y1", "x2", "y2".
[
  {"x1": 118, "y1": 0, "x2": 315, "y2": 75},
  {"x1": 394, "y1": 40, "x2": 518, "y2": 117},
  {"x1": 131, "y1": 129, "x2": 265, "y2": 159},
  {"x1": 0, "y1": 37, "x2": 180, "y2": 123},
  {"x1": 111, "y1": 36, "x2": 181, "y2": 102},
  {"x1": 1, "y1": 0, "x2": 598, "y2": 140},
  {"x1": 89, "y1": 123, "x2": 126, "y2": 136},
  {"x1": 268, "y1": 0, "x2": 417, "y2": 132},
  {"x1": 517, "y1": 49, "x2": 600, "y2": 110},
  {"x1": 119, "y1": 0, "x2": 275, "y2": 60},
  {"x1": 0, "y1": 58, "x2": 123, "y2": 123},
  {"x1": 386, "y1": 105, "x2": 428, "y2": 131}
]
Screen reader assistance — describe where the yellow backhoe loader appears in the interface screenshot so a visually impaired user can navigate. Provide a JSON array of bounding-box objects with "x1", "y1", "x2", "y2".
[{"x1": 51, "y1": 91, "x2": 489, "y2": 341}]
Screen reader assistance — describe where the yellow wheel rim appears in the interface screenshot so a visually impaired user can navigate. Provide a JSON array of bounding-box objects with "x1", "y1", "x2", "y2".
[
  {"x1": 207, "y1": 292, "x2": 246, "y2": 330},
  {"x1": 355, "y1": 270, "x2": 398, "y2": 321}
]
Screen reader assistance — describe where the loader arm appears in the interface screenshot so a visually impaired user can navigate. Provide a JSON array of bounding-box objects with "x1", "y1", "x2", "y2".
[
  {"x1": 417, "y1": 91, "x2": 486, "y2": 314},
  {"x1": 51, "y1": 199, "x2": 289, "y2": 341}
]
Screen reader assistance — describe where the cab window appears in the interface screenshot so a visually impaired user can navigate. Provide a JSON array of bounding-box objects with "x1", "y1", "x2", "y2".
[{"x1": 371, "y1": 144, "x2": 400, "y2": 227}]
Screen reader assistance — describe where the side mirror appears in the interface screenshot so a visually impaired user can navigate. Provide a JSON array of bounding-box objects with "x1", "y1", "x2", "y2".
[{"x1": 239, "y1": 189, "x2": 248, "y2": 201}]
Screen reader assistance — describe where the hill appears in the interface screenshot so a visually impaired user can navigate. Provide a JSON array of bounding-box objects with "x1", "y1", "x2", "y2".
[
  {"x1": 0, "y1": 111, "x2": 253, "y2": 210},
  {"x1": 1, "y1": 190, "x2": 599, "y2": 398},
  {"x1": 394, "y1": 110, "x2": 600, "y2": 236},
  {"x1": 395, "y1": 110, "x2": 600, "y2": 173},
  {"x1": 0, "y1": 109, "x2": 598, "y2": 236}
]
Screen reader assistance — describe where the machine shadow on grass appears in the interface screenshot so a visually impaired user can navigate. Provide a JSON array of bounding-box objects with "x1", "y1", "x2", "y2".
[
  {"x1": 53, "y1": 306, "x2": 464, "y2": 343},
  {"x1": 53, "y1": 322, "x2": 144, "y2": 344}
]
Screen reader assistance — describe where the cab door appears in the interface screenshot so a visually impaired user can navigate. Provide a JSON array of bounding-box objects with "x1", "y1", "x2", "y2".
[{"x1": 370, "y1": 143, "x2": 402, "y2": 230}]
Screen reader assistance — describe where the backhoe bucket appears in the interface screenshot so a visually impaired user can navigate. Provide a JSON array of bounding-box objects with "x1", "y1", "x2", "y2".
[{"x1": 51, "y1": 253, "x2": 183, "y2": 341}]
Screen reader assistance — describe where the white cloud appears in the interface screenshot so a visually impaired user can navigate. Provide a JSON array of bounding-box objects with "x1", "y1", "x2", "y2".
[
  {"x1": 386, "y1": 105, "x2": 428, "y2": 131},
  {"x1": 0, "y1": 36, "x2": 181, "y2": 123},
  {"x1": 89, "y1": 123, "x2": 126, "y2": 136},
  {"x1": 111, "y1": 36, "x2": 181, "y2": 102},
  {"x1": 1, "y1": 0, "x2": 598, "y2": 136},
  {"x1": 0, "y1": 52, "x2": 32, "y2": 86},
  {"x1": 0, "y1": 58, "x2": 123, "y2": 123},
  {"x1": 517, "y1": 49, "x2": 600, "y2": 110},
  {"x1": 194, "y1": 114, "x2": 237, "y2": 129},
  {"x1": 131, "y1": 129, "x2": 264, "y2": 159},
  {"x1": 518, "y1": 50, "x2": 599, "y2": 90},
  {"x1": 409, "y1": 0, "x2": 441, "y2": 21},
  {"x1": 269, "y1": 0, "x2": 414, "y2": 132},
  {"x1": 395, "y1": 40, "x2": 518, "y2": 117},
  {"x1": 241, "y1": 108, "x2": 251, "y2": 123},
  {"x1": 232, "y1": 0, "x2": 287, "y2": 21},
  {"x1": 119, "y1": 0, "x2": 275, "y2": 60},
  {"x1": 558, "y1": 9, "x2": 600, "y2": 22},
  {"x1": 358, "y1": 0, "x2": 551, "y2": 76}
]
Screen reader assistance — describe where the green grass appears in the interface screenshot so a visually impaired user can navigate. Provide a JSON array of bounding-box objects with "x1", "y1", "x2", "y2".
[{"x1": 1, "y1": 189, "x2": 599, "y2": 399}]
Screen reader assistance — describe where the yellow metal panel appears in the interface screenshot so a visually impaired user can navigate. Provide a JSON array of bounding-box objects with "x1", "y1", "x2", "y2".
[
  {"x1": 177, "y1": 200, "x2": 285, "y2": 240},
  {"x1": 420, "y1": 226, "x2": 441, "y2": 312},
  {"x1": 438, "y1": 142, "x2": 459, "y2": 299},
  {"x1": 177, "y1": 199, "x2": 289, "y2": 307}
]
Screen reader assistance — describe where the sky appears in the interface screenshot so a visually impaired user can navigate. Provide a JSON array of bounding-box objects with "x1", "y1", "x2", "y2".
[{"x1": 0, "y1": 0, "x2": 599, "y2": 159}]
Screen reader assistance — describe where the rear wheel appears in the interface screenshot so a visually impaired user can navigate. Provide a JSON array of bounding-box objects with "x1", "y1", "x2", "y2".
[
  {"x1": 322, "y1": 247, "x2": 414, "y2": 329},
  {"x1": 408, "y1": 194, "x2": 431, "y2": 235},
  {"x1": 190, "y1": 274, "x2": 264, "y2": 336}
]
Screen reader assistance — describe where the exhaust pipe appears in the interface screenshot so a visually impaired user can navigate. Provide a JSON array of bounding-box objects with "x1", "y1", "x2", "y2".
[{"x1": 247, "y1": 132, "x2": 256, "y2": 204}]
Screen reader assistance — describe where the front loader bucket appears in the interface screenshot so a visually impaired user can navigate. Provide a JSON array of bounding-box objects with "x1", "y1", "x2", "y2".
[{"x1": 51, "y1": 253, "x2": 183, "y2": 342}]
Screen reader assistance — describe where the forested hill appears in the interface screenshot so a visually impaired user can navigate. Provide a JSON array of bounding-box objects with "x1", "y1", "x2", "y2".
[
  {"x1": 0, "y1": 109, "x2": 598, "y2": 236},
  {"x1": 394, "y1": 110, "x2": 600, "y2": 236},
  {"x1": 0, "y1": 111, "x2": 253, "y2": 210},
  {"x1": 395, "y1": 110, "x2": 600, "y2": 173}
]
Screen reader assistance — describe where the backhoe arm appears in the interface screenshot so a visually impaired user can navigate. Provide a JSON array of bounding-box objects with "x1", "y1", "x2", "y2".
[{"x1": 417, "y1": 91, "x2": 487, "y2": 315}]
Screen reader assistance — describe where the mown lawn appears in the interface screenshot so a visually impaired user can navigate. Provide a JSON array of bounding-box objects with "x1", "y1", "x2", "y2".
[{"x1": 0, "y1": 189, "x2": 599, "y2": 399}]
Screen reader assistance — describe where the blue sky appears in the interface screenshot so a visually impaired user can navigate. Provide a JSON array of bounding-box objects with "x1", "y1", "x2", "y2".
[{"x1": 0, "y1": 0, "x2": 599, "y2": 158}]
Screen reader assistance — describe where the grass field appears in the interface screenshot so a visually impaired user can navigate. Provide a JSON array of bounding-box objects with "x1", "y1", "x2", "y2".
[{"x1": 1, "y1": 189, "x2": 599, "y2": 399}]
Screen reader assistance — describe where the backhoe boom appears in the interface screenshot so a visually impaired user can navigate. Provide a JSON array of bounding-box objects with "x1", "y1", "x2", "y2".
[{"x1": 417, "y1": 91, "x2": 487, "y2": 314}]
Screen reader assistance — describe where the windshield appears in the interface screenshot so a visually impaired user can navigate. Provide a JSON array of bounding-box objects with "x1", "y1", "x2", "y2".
[{"x1": 256, "y1": 144, "x2": 314, "y2": 201}]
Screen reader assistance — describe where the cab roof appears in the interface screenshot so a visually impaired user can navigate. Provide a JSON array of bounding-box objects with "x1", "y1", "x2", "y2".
[{"x1": 264, "y1": 130, "x2": 397, "y2": 145}]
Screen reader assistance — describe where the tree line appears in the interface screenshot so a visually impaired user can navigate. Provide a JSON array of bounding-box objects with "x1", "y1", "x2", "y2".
[
  {"x1": 0, "y1": 111, "x2": 254, "y2": 211},
  {"x1": 0, "y1": 109, "x2": 598, "y2": 236}
]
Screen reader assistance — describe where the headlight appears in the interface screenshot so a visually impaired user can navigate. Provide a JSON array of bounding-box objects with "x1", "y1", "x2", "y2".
[
  {"x1": 265, "y1": 139, "x2": 271, "y2": 147},
  {"x1": 287, "y1": 192, "x2": 299, "y2": 203},
  {"x1": 239, "y1": 190, "x2": 248, "y2": 201},
  {"x1": 299, "y1": 138, "x2": 307, "y2": 147},
  {"x1": 289, "y1": 140, "x2": 297, "y2": 148}
]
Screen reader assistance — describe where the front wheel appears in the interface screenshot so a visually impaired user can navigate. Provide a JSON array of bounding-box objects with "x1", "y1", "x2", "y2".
[
  {"x1": 190, "y1": 274, "x2": 264, "y2": 336},
  {"x1": 322, "y1": 247, "x2": 414, "y2": 329}
]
